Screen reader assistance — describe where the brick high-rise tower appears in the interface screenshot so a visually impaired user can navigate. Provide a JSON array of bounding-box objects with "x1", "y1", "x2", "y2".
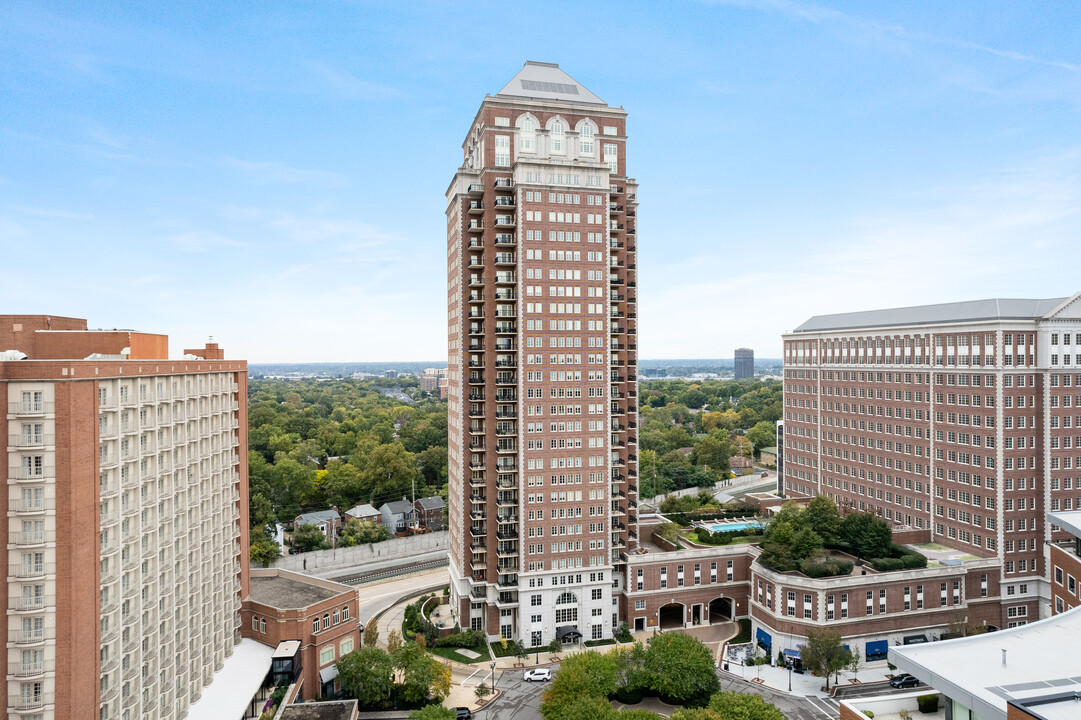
[{"x1": 446, "y1": 62, "x2": 639, "y2": 645}]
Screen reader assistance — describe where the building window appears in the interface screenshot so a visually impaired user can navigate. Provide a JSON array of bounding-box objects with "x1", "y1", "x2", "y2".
[
  {"x1": 319, "y1": 646, "x2": 335, "y2": 666},
  {"x1": 323, "y1": 614, "x2": 331, "y2": 630},
  {"x1": 342, "y1": 606, "x2": 350, "y2": 621},
  {"x1": 635, "y1": 600, "x2": 645, "y2": 610},
  {"x1": 312, "y1": 619, "x2": 320, "y2": 634},
  {"x1": 252, "y1": 616, "x2": 259, "y2": 631},
  {"x1": 260, "y1": 619, "x2": 266, "y2": 634},
  {"x1": 340, "y1": 637, "x2": 354, "y2": 655}
]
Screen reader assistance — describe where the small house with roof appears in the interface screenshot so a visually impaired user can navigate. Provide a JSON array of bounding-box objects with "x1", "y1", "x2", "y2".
[
  {"x1": 414, "y1": 496, "x2": 446, "y2": 530},
  {"x1": 344, "y1": 503, "x2": 380, "y2": 524},
  {"x1": 379, "y1": 498, "x2": 416, "y2": 534},
  {"x1": 293, "y1": 509, "x2": 341, "y2": 542}
]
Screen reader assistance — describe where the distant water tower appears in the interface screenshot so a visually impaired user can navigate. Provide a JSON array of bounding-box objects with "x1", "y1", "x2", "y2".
[{"x1": 734, "y1": 348, "x2": 754, "y2": 379}]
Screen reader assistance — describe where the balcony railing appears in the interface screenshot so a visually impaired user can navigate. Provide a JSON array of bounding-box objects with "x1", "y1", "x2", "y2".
[
  {"x1": 12, "y1": 660, "x2": 53, "y2": 678},
  {"x1": 11, "y1": 562, "x2": 54, "y2": 579},
  {"x1": 8, "y1": 693, "x2": 54, "y2": 711},
  {"x1": 8, "y1": 402, "x2": 53, "y2": 415},
  {"x1": 8, "y1": 434, "x2": 54, "y2": 448}
]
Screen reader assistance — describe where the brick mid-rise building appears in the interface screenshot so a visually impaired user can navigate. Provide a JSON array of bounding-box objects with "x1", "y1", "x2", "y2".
[
  {"x1": 1, "y1": 314, "x2": 248, "y2": 720},
  {"x1": 446, "y1": 62, "x2": 639, "y2": 645},
  {"x1": 782, "y1": 294, "x2": 1081, "y2": 626}
]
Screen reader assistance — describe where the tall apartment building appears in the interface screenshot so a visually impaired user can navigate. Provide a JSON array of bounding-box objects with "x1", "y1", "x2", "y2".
[
  {"x1": 1, "y1": 315, "x2": 248, "y2": 720},
  {"x1": 734, "y1": 348, "x2": 754, "y2": 380},
  {"x1": 445, "y1": 62, "x2": 639, "y2": 645},
  {"x1": 782, "y1": 294, "x2": 1081, "y2": 624}
]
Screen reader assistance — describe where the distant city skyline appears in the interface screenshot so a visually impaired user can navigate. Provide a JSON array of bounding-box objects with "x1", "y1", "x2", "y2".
[{"x1": 2, "y1": 2, "x2": 1079, "y2": 362}]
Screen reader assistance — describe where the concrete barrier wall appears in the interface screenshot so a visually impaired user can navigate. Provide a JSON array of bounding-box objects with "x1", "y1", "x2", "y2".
[{"x1": 270, "y1": 530, "x2": 448, "y2": 573}]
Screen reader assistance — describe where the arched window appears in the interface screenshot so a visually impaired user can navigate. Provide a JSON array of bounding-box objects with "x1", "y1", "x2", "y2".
[
  {"x1": 578, "y1": 122, "x2": 595, "y2": 156},
  {"x1": 518, "y1": 116, "x2": 536, "y2": 153},
  {"x1": 550, "y1": 119, "x2": 565, "y2": 154},
  {"x1": 556, "y1": 591, "x2": 577, "y2": 605}
]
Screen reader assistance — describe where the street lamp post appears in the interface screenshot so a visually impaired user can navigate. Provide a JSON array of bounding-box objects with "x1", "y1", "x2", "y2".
[
  {"x1": 788, "y1": 663, "x2": 792, "y2": 692},
  {"x1": 489, "y1": 661, "x2": 497, "y2": 690}
]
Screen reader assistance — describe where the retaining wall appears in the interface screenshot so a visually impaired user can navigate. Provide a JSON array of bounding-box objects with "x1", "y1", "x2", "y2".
[{"x1": 270, "y1": 530, "x2": 448, "y2": 573}]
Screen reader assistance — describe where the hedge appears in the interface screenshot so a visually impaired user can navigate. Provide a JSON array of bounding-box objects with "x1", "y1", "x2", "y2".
[
  {"x1": 917, "y1": 694, "x2": 939, "y2": 713},
  {"x1": 433, "y1": 629, "x2": 485, "y2": 650},
  {"x1": 800, "y1": 558, "x2": 854, "y2": 578}
]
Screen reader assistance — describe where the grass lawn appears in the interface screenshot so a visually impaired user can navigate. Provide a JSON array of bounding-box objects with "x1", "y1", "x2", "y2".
[
  {"x1": 429, "y1": 644, "x2": 491, "y2": 663},
  {"x1": 914, "y1": 542, "x2": 953, "y2": 551},
  {"x1": 585, "y1": 638, "x2": 617, "y2": 647},
  {"x1": 684, "y1": 531, "x2": 701, "y2": 544},
  {"x1": 732, "y1": 618, "x2": 752, "y2": 644}
]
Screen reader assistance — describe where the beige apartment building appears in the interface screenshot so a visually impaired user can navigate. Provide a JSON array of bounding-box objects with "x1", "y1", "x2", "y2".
[
  {"x1": 782, "y1": 294, "x2": 1081, "y2": 626},
  {"x1": 1, "y1": 315, "x2": 248, "y2": 720},
  {"x1": 445, "y1": 62, "x2": 639, "y2": 644}
]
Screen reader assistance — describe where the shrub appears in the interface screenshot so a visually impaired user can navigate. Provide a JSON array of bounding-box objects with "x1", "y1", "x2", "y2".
[
  {"x1": 800, "y1": 558, "x2": 854, "y2": 578},
  {"x1": 901, "y1": 553, "x2": 927, "y2": 569},
  {"x1": 862, "y1": 712, "x2": 874, "y2": 719},
  {"x1": 917, "y1": 694, "x2": 939, "y2": 713},
  {"x1": 613, "y1": 686, "x2": 644, "y2": 704},
  {"x1": 869, "y1": 557, "x2": 904, "y2": 572},
  {"x1": 433, "y1": 629, "x2": 484, "y2": 650},
  {"x1": 614, "y1": 622, "x2": 633, "y2": 643}
]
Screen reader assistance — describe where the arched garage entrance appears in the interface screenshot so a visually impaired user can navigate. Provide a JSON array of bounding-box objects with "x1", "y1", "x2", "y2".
[
  {"x1": 658, "y1": 602, "x2": 686, "y2": 629},
  {"x1": 708, "y1": 597, "x2": 733, "y2": 624}
]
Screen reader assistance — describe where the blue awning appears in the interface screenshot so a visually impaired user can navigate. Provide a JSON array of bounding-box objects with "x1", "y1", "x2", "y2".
[
  {"x1": 783, "y1": 648, "x2": 800, "y2": 659},
  {"x1": 866, "y1": 640, "x2": 888, "y2": 655},
  {"x1": 756, "y1": 628, "x2": 771, "y2": 647}
]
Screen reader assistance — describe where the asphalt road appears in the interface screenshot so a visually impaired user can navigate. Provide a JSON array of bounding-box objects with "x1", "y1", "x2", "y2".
[{"x1": 475, "y1": 671, "x2": 547, "y2": 720}]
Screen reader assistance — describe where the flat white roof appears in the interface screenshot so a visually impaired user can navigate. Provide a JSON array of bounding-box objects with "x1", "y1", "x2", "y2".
[
  {"x1": 1049, "y1": 511, "x2": 1081, "y2": 539},
  {"x1": 890, "y1": 606, "x2": 1081, "y2": 720},
  {"x1": 273, "y1": 640, "x2": 301, "y2": 658},
  {"x1": 185, "y1": 638, "x2": 274, "y2": 720}
]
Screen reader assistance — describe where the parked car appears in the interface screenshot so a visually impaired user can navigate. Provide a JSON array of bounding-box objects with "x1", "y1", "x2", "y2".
[
  {"x1": 455, "y1": 708, "x2": 473, "y2": 719},
  {"x1": 524, "y1": 668, "x2": 552, "y2": 682},
  {"x1": 890, "y1": 673, "x2": 920, "y2": 688}
]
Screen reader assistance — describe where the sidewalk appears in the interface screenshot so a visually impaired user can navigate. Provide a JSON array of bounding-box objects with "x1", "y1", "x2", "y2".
[{"x1": 720, "y1": 656, "x2": 895, "y2": 698}]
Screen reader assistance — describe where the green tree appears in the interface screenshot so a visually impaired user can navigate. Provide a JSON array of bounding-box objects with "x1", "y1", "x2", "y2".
[
  {"x1": 363, "y1": 621, "x2": 379, "y2": 647},
  {"x1": 789, "y1": 526, "x2": 823, "y2": 561},
  {"x1": 322, "y1": 460, "x2": 364, "y2": 508},
  {"x1": 745, "y1": 421, "x2": 776, "y2": 453},
  {"x1": 340, "y1": 518, "x2": 390, "y2": 547},
  {"x1": 394, "y1": 641, "x2": 446, "y2": 703},
  {"x1": 642, "y1": 632, "x2": 720, "y2": 705},
  {"x1": 409, "y1": 705, "x2": 455, "y2": 720},
  {"x1": 705, "y1": 691, "x2": 786, "y2": 720},
  {"x1": 692, "y1": 433, "x2": 731, "y2": 477},
  {"x1": 543, "y1": 695, "x2": 617, "y2": 720},
  {"x1": 800, "y1": 629, "x2": 851, "y2": 691},
  {"x1": 361, "y1": 443, "x2": 418, "y2": 502},
  {"x1": 840, "y1": 512, "x2": 892, "y2": 558},
  {"x1": 611, "y1": 641, "x2": 651, "y2": 693},
  {"x1": 416, "y1": 446, "x2": 449, "y2": 489},
  {"x1": 249, "y1": 534, "x2": 281, "y2": 567},
  {"x1": 802, "y1": 495, "x2": 842, "y2": 545},
  {"x1": 270, "y1": 457, "x2": 317, "y2": 521},
  {"x1": 337, "y1": 646, "x2": 394, "y2": 708},
  {"x1": 289, "y1": 523, "x2": 331, "y2": 552},
  {"x1": 540, "y1": 652, "x2": 620, "y2": 720}
]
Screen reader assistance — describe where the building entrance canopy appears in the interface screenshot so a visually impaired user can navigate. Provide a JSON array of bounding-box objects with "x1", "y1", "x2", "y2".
[{"x1": 557, "y1": 626, "x2": 582, "y2": 641}]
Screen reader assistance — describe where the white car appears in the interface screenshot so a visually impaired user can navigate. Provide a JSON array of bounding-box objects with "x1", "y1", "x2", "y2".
[{"x1": 524, "y1": 668, "x2": 552, "y2": 682}]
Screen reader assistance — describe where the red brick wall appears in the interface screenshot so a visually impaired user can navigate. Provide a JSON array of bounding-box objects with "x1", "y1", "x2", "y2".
[
  {"x1": 54, "y1": 380, "x2": 101, "y2": 719},
  {"x1": 0, "y1": 315, "x2": 86, "y2": 356},
  {"x1": 34, "y1": 330, "x2": 168, "y2": 360},
  {"x1": 1050, "y1": 544, "x2": 1081, "y2": 614}
]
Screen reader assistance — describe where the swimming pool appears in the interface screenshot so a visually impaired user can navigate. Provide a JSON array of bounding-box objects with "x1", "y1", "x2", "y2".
[{"x1": 705, "y1": 521, "x2": 764, "y2": 533}]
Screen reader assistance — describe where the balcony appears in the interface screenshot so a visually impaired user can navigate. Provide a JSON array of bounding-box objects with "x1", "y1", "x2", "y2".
[
  {"x1": 468, "y1": 325, "x2": 485, "y2": 337},
  {"x1": 494, "y1": 253, "x2": 516, "y2": 266},
  {"x1": 493, "y1": 178, "x2": 513, "y2": 189},
  {"x1": 11, "y1": 595, "x2": 54, "y2": 613},
  {"x1": 10, "y1": 628, "x2": 54, "y2": 646},
  {"x1": 468, "y1": 293, "x2": 484, "y2": 304},
  {"x1": 8, "y1": 434, "x2": 53, "y2": 448},
  {"x1": 495, "y1": 513, "x2": 518, "y2": 524},
  {"x1": 494, "y1": 215, "x2": 516, "y2": 229},
  {"x1": 10, "y1": 466, "x2": 54, "y2": 482},
  {"x1": 468, "y1": 201, "x2": 484, "y2": 214},
  {"x1": 8, "y1": 693, "x2": 54, "y2": 711},
  {"x1": 495, "y1": 233, "x2": 515, "y2": 247},
  {"x1": 495, "y1": 373, "x2": 516, "y2": 385},
  {"x1": 11, "y1": 562, "x2": 53, "y2": 579},
  {"x1": 496, "y1": 493, "x2": 517, "y2": 507},
  {"x1": 11, "y1": 530, "x2": 53, "y2": 547},
  {"x1": 494, "y1": 196, "x2": 515, "y2": 207},
  {"x1": 8, "y1": 402, "x2": 53, "y2": 415},
  {"x1": 494, "y1": 273, "x2": 516, "y2": 286},
  {"x1": 8, "y1": 498, "x2": 47, "y2": 514},
  {"x1": 469, "y1": 525, "x2": 488, "y2": 537},
  {"x1": 467, "y1": 222, "x2": 484, "y2": 232},
  {"x1": 12, "y1": 660, "x2": 53, "y2": 678},
  {"x1": 495, "y1": 323, "x2": 517, "y2": 335}
]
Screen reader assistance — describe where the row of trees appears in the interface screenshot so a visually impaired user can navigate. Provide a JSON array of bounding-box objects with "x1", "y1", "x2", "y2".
[
  {"x1": 637, "y1": 380, "x2": 780, "y2": 497},
  {"x1": 336, "y1": 630, "x2": 451, "y2": 709},
  {"x1": 246, "y1": 378, "x2": 449, "y2": 565}
]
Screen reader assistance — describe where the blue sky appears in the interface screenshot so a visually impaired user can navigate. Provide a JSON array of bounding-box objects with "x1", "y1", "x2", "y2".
[{"x1": 2, "y1": 1, "x2": 1079, "y2": 363}]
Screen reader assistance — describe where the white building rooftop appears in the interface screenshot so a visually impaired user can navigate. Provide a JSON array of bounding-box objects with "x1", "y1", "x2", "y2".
[
  {"x1": 495, "y1": 61, "x2": 607, "y2": 106},
  {"x1": 890, "y1": 605, "x2": 1081, "y2": 720},
  {"x1": 185, "y1": 638, "x2": 274, "y2": 720}
]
